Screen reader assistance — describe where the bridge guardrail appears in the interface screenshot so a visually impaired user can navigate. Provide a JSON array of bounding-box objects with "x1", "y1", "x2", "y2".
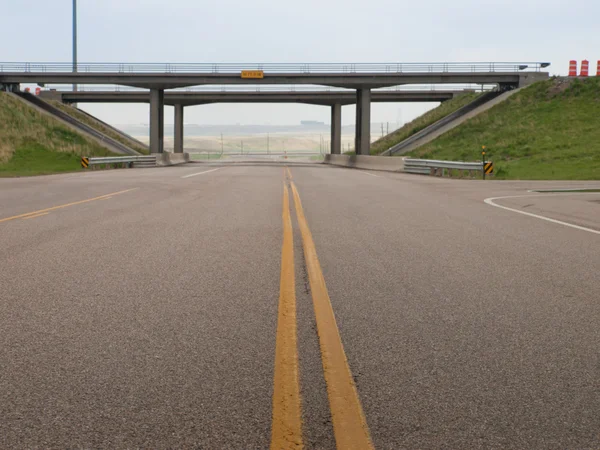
[
  {"x1": 83, "y1": 155, "x2": 156, "y2": 169},
  {"x1": 404, "y1": 158, "x2": 487, "y2": 176},
  {"x1": 0, "y1": 62, "x2": 550, "y2": 74},
  {"x1": 46, "y1": 84, "x2": 498, "y2": 93}
]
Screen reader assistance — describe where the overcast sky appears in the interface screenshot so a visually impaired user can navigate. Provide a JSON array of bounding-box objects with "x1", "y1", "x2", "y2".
[{"x1": 2, "y1": 0, "x2": 597, "y2": 128}]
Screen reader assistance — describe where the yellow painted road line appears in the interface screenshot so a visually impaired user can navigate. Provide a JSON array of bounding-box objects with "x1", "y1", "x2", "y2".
[
  {"x1": 286, "y1": 167, "x2": 293, "y2": 180},
  {"x1": 290, "y1": 181, "x2": 374, "y2": 450},
  {"x1": 271, "y1": 183, "x2": 303, "y2": 449},
  {"x1": 22, "y1": 212, "x2": 49, "y2": 220},
  {"x1": 0, "y1": 188, "x2": 138, "y2": 224}
]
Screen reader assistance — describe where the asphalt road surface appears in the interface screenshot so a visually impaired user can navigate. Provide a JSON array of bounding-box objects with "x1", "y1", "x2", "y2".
[{"x1": 1, "y1": 162, "x2": 599, "y2": 449}]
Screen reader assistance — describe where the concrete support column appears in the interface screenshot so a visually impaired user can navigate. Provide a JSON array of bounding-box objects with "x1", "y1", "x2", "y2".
[
  {"x1": 174, "y1": 104, "x2": 184, "y2": 153},
  {"x1": 355, "y1": 88, "x2": 371, "y2": 155},
  {"x1": 355, "y1": 91, "x2": 362, "y2": 154},
  {"x1": 330, "y1": 103, "x2": 342, "y2": 155},
  {"x1": 149, "y1": 88, "x2": 164, "y2": 154}
]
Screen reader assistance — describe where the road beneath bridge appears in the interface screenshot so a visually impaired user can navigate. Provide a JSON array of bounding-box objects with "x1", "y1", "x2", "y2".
[{"x1": 1, "y1": 163, "x2": 598, "y2": 448}]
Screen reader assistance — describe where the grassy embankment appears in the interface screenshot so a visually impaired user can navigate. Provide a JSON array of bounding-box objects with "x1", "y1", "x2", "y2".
[
  {"x1": 0, "y1": 92, "x2": 117, "y2": 177},
  {"x1": 49, "y1": 101, "x2": 149, "y2": 154},
  {"x1": 366, "y1": 91, "x2": 483, "y2": 155},
  {"x1": 407, "y1": 77, "x2": 600, "y2": 180}
]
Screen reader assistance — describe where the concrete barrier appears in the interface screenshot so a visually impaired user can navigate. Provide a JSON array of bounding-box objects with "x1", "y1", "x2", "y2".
[
  {"x1": 324, "y1": 154, "x2": 405, "y2": 172},
  {"x1": 155, "y1": 152, "x2": 191, "y2": 166}
]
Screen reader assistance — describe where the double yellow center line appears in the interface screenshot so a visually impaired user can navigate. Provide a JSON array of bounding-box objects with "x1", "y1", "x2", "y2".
[
  {"x1": 272, "y1": 168, "x2": 374, "y2": 449},
  {"x1": 271, "y1": 182, "x2": 303, "y2": 449}
]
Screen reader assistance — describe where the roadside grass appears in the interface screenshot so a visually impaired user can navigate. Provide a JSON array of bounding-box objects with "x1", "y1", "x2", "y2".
[
  {"x1": 0, "y1": 143, "x2": 90, "y2": 177},
  {"x1": 369, "y1": 91, "x2": 482, "y2": 155},
  {"x1": 49, "y1": 101, "x2": 149, "y2": 154},
  {"x1": 407, "y1": 77, "x2": 600, "y2": 180},
  {"x1": 0, "y1": 91, "x2": 117, "y2": 176}
]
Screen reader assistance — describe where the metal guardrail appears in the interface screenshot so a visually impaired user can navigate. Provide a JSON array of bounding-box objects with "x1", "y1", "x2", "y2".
[
  {"x1": 382, "y1": 90, "x2": 503, "y2": 157},
  {"x1": 404, "y1": 158, "x2": 485, "y2": 176},
  {"x1": 0, "y1": 62, "x2": 550, "y2": 74},
  {"x1": 13, "y1": 91, "x2": 141, "y2": 156},
  {"x1": 84, "y1": 155, "x2": 156, "y2": 168}
]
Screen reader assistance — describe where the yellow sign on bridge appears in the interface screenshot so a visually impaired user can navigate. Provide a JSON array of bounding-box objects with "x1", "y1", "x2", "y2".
[{"x1": 241, "y1": 70, "x2": 264, "y2": 79}]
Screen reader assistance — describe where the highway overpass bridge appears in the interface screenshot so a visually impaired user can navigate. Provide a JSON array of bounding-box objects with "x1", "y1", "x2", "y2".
[
  {"x1": 0, "y1": 62, "x2": 550, "y2": 155},
  {"x1": 39, "y1": 89, "x2": 462, "y2": 155}
]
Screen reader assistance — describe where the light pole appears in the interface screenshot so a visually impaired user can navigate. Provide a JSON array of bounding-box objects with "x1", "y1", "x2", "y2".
[{"x1": 73, "y1": 0, "x2": 78, "y2": 92}]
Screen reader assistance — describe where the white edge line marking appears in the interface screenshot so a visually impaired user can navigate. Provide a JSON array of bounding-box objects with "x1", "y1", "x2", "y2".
[
  {"x1": 358, "y1": 171, "x2": 381, "y2": 178},
  {"x1": 484, "y1": 192, "x2": 600, "y2": 235},
  {"x1": 527, "y1": 188, "x2": 600, "y2": 193},
  {"x1": 181, "y1": 168, "x2": 222, "y2": 179}
]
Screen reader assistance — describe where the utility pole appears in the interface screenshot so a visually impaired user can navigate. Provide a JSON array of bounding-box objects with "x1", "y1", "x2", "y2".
[
  {"x1": 72, "y1": 0, "x2": 78, "y2": 93},
  {"x1": 220, "y1": 133, "x2": 224, "y2": 153},
  {"x1": 381, "y1": 123, "x2": 384, "y2": 137},
  {"x1": 267, "y1": 133, "x2": 270, "y2": 155}
]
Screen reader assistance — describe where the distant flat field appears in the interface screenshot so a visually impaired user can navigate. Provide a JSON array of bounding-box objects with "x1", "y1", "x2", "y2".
[{"x1": 134, "y1": 133, "x2": 360, "y2": 153}]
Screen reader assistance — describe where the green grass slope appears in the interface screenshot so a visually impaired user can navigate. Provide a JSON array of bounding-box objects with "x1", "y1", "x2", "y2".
[
  {"x1": 407, "y1": 77, "x2": 600, "y2": 180},
  {"x1": 0, "y1": 92, "x2": 117, "y2": 177},
  {"x1": 49, "y1": 101, "x2": 149, "y2": 155},
  {"x1": 369, "y1": 91, "x2": 482, "y2": 155}
]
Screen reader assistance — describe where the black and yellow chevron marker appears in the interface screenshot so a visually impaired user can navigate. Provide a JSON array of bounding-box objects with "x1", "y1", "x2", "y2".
[
  {"x1": 81, "y1": 157, "x2": 89, "y2": 169},
  {"x1": 484, "y1": 162, "x2": 494, "y2": 174}
]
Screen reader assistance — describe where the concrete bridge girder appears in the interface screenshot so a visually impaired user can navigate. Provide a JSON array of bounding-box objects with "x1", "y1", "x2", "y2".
[
  {"x1": 55, "y1": 91, "x2": 457, "y2": 105},
  {"x1": 0, "y1": 72, "x2": 548, "y2": 91}
]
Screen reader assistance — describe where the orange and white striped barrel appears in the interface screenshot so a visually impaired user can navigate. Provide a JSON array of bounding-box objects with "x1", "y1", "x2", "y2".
[
  {"x1": 580, "y1": 60, "x2": 589, "y2": 77},
  {"x1": 35, "y1": 87, "x2": 41, "y2": 95},
  {"x1": 597, "y1": 61, "x2": 600, "y2": 76},
  {"x1": 568, "y1": 60, "x2": 577, "y2": 76}
]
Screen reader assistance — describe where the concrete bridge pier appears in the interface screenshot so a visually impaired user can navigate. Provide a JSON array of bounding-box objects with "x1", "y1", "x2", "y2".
[
  {"x1": 150, "y1": 89, "x2": 164, "y2": 153},
  {"x1": 355, "y1": 88, "x2": 371, "y2": 155},
  {"x1": 174, "y1": 104, "x2": 184, "y2": 153},
  {"x1": 330, "y1": 103, "x2": 342, "y2": 155}
]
